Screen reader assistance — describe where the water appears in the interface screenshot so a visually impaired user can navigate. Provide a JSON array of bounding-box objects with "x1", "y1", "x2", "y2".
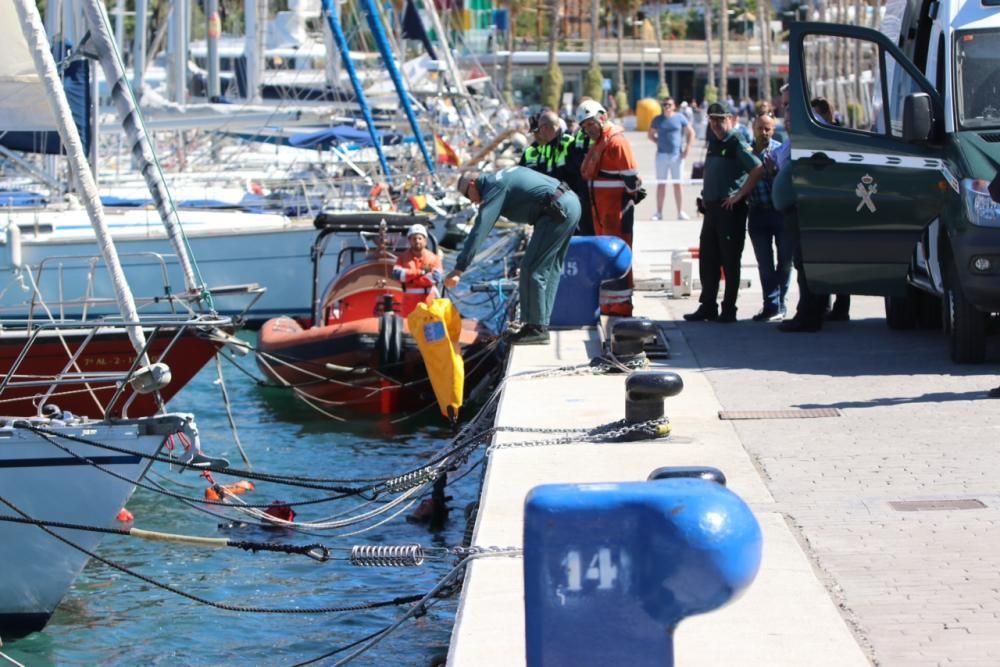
[{"x1": 0, "y1": 226, "x2": 522, "y2": 667}]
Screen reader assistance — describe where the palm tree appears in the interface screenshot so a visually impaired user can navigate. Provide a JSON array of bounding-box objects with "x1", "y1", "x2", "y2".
[
  {"x1": 703, "y1": 0, "x2": 716, "y2": 102},
  {"x1": 540, "y1": 0, "x2": 564, "y2": 109},
  {"x1": 655, "y1": 0, "x2": 668, "y2": 98},
  {"x1": 719, "y1": 0, "x2": 729, "y2": 102},
  {"x1": 758, "y1": 0, "x2": 772, "y2": 101},
  {"x1": 498, "y1": 0, "x2": 525, "y2": 105},
  {"x1": 610, "y1": 0, "x2": 639, "y2": 113},
  {"x1": 583, "y1": 0, "x2": 604, "y2": 100}
]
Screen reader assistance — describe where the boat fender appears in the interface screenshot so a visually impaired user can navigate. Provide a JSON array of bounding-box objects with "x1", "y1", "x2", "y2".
[
  {"x1": 376, "y1": 312, "x2": 404, "y2": 374},
  {"x1": 6, "y1": 223, "x2": 21, "y2": 270},
  {"x1": 129, "y1": 362, "x2": 173, "y2": 394},
  {"x1": 264, "y1": 501, "x2": 296, "y2": 525},
  {"x1": 367, "y1": 183, "x2": 387, "y2": 211}
]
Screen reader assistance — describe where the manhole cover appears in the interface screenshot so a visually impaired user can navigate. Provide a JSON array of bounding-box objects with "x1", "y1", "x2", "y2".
[
  {"x1": 718, "y1": 408, "x2": 841, "y2": 420},
  {"x1": 889, "y1": 499, "x2": 986, "y2": 512}
]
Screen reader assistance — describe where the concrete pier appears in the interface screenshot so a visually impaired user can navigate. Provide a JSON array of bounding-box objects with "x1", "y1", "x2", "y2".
[{"x1": 448, "y1": 130, "x2": 1000, "y2": 666}]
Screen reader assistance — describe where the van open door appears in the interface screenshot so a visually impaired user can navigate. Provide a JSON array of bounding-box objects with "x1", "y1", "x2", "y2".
[{"x1": 788, "y1": 22, "x2": 950, "y2": 296}]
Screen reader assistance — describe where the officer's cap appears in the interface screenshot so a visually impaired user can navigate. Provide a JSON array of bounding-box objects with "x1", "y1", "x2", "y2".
[{"x1": 707, "y1": 102, "x2": 729, "y2": 118}]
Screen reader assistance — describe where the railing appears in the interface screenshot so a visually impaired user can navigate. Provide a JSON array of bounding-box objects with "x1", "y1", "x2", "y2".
[{"x1": 12, "y1": 251, "x2": 264, "y2": 325}]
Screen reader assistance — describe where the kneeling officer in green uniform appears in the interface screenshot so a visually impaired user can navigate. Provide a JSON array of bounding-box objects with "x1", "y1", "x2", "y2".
[{"x1": 445, "y1": 167, "x2": 581, "y2": 345}]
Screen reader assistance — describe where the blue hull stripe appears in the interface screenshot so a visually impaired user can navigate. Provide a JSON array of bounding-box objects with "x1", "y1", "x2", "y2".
[{"x1": 0, "y1": 454, "x2": 141, "y2": 468}]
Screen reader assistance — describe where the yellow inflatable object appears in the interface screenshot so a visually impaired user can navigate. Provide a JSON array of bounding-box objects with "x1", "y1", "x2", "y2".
[
  {"x1": 408, "y1": 298, "x2": 464, "y2": 420},
  {"x1": 635, "y1": 98, "x2": 662, "y2": 131}
]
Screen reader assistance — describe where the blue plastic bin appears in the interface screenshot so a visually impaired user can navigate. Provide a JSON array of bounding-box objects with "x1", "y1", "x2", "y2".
[{"x1": 550, "y1": 236, "x2": 632, "y2": 327}]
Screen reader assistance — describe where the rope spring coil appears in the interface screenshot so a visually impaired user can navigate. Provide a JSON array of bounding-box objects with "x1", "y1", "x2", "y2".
[
  {"x1": 381, "y1": 467, "x2": 438, "y2": 494},
  {"x1": 351, "y1": 544, "x2": 425, "y2": 567}
]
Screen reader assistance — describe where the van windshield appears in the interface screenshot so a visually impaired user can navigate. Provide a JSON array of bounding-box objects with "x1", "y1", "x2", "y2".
[{"x1": 955, "y1": 30, "x2": 1000, "y2": 129}]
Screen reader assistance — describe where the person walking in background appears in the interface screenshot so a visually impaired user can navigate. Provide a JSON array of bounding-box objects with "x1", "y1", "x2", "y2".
[
  {"x1": 446, "y1": 167, "x2": 580, "y2": 345},
  {"x1": 648, "y1": 96, "x2": 695, "y2": 221},
  {"x1": 747, "y1": 114, "x2": 791, "y2": 322},
  {"x1": 683, "y1": 102, "x2": 763, "y2": 323},
  {"x1": 579, "y1": 100, "x2": 644, "y2": 316},
  {"x1": 730, "y1": 105, "x2": 753, "y2": 144}
]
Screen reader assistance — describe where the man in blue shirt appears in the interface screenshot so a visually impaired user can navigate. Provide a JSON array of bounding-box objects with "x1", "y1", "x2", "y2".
[
  {"x1": 747, "y1": 114, "x2": 791, "y2": 322},
  {"x1": 445, "y1": 167, "x2": 581, "y2": 345},
  {"x1": 647, "y1": 96, "x2": 695, "y2": 221}
]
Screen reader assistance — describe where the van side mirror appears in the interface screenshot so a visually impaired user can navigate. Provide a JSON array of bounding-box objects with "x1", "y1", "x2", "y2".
[{"x1": 903, "y1": 93, "x2": 933, "y2": 142}]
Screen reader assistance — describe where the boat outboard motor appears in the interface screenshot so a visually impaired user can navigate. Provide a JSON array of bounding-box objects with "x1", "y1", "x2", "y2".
[{"x1": 377, "y1": 294, "x2": 404, "y2": 377}]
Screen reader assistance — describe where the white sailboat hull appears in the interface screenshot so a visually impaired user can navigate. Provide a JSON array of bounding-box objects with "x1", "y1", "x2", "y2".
[
  {"x1": 0, "y1": 207, "x2": 322, "y2": 324},
  {"x1": 0, "y1": 413, "x2": 189, "y2": 638},
  {"x1": 0, "y1": 206, "x2": 446, "y2": 325}
]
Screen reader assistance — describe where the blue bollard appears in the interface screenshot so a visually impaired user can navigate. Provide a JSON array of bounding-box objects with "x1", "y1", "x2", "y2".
[
  {"x1": 550, "y1": 236, "x2": 632, "y2": 327},
  {"x1": 524, "y1": 478, "x2": 762, "y2": 667}
]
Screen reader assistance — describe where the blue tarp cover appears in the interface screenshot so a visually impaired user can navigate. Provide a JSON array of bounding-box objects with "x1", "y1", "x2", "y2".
[
  {"x1": 0, "y1": 191, "x2": 48, "y2": 207},
  {"x1": 288, "y1": 126, "x2": 403, "y2": 149}
]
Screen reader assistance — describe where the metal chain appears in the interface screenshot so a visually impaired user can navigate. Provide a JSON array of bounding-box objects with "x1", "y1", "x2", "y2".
[
  {"x1": 450, "y1": 545, "x2": 523, "y2": 558},
  {"x1": 487, "y1": 418, "x2": 671, "y2": 451}
]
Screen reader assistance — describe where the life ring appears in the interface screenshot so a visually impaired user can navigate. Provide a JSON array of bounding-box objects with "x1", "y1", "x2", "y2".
[{"x1": 367, "y1": 183, "x2": 387, "y2": 211}]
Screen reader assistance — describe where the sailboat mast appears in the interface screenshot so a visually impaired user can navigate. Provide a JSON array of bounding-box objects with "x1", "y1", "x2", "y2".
[
  {"x1": 79, "y1": 0, "x2": 204, "y2": 297},
  {"x1": 13, "y1": 0, "x2": 149, "y2": 361},
  {"x1": 321, "y1": 0, "x2": 392, "y2": 179},
  {"x1": 360, "y1": 0, "x2": 435, "y2": 176}
]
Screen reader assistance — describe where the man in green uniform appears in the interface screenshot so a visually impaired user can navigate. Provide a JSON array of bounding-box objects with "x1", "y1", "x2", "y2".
[
  {"x1": 684, "y1": 102, "x2": 764, "y2": 323},
  {"x1": 444, "y1": 167, "x2": 581, "y2": 345}
]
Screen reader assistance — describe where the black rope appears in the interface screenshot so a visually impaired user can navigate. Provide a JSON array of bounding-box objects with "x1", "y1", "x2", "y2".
[
  {"x1": 0, "y1": 512, "x2": 330, "y2": 561},
  {"x1": 0, "y1": 493, "x2": 425, "y2": 615}
]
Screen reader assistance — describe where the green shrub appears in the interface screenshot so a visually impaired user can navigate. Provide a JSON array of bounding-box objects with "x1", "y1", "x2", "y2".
[
  {"x1": 541, "y1": 61, "x2": 564, "y2": 110},
  {"x1": 583, "y1": 61, "x2": 604, "y2": 101},
  {"x1": 615, "y1": 89, "x2": 629, "y2": 115}
]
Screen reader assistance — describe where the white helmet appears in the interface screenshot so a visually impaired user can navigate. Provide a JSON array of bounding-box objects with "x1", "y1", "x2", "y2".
[
  {"x1": 407, "y1": 223, "x2": 428, "y2": 239},
  {"x1": 576, "y1": 100, "x2": 606, "y2": 124}
]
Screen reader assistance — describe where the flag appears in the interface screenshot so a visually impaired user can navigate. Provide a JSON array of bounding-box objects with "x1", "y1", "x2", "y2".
[
  {"x1": 401, "y1": 0, "x2": 437, "y2": 60},
  {"x1": 434, "y1": 134, "x2": 460, "y2": 166},
  {"x1": 409, "y1": 194, "x2": 428, "y2": 210}
]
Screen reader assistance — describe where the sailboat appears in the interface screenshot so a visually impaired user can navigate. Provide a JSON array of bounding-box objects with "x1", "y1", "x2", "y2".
[{"x1": 0, "y1": 0, "x2": 227, "y2": 638}]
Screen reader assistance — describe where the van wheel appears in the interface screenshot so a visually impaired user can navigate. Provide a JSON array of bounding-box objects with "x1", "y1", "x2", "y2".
[
  {"x1": 885, "y1": 293, "x2": 917, "y2": 330},
  {"x1": 945, "y1": 281, "x2": 987, "y2": 363},
  {"x1": 916, "y1": 291, "x2": 942, "y2": 330}
]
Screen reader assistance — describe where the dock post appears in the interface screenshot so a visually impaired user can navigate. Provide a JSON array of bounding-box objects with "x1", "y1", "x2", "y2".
[
  {"x1": 523, "y1": 477, "x2": 762, "y2": 666},
  {"x1": 625, "y1": 370, "x2": 683, "y2": 423}
]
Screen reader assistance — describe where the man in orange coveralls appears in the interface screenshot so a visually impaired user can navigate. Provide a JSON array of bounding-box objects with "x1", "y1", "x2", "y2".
[
  {"x1": 392, "y1": 223, "x2": 442, "y2": 316},
  {"x1": 578, "y1": 99, "x2": 645, "y2": 316}
]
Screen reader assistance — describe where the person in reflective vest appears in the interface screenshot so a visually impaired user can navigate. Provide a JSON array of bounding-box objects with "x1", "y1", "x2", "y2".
[
  {"x1": 392, "y1": 224, "x2": 442, "y2": 316},
  {"x1": 578, "y1": 100, "x2": 644, "y2": 316},
  {"x1": 520, "y1": 110, "x2": 574, "y2": 181},
  {"x1": 565, "y1": 109, "x2": 596, "y2": 236},
  {"x1": 445, "y1": 167, "x2": 581, "y2": 345}
]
